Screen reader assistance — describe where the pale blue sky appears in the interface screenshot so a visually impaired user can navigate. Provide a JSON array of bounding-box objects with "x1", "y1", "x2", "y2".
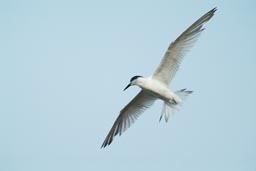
[{"x1": 0, "y1": 0, "x2": 255, "y2": 171}]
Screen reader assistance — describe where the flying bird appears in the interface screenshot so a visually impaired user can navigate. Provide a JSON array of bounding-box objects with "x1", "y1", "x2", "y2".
[{"x1": 101, "y1": 7, "x2": 217, "y2": 148}]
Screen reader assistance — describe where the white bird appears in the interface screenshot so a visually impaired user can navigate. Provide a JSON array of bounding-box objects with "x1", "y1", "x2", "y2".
[{"x1": 101, "y1": 8, "x2": 217, "y2": 148}]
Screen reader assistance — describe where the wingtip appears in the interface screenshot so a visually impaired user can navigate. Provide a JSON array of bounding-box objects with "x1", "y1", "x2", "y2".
[
  {"x1": 101, "y1": 137, "x2": 113, "y2": 149},
  {"x1": 210, "y1": 7, "x2": 217, "y2": 16},
  {"x1": 101, "y1": 142, "x2": 108, "y2": 149},
  {"x1": 212, "y1": 7, "x2": 217, "y2": 11}
]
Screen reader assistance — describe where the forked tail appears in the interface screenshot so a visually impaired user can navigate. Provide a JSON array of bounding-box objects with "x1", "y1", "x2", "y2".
[{"x1": 159, "y1": 89, "x2": 193, "y2": 122}]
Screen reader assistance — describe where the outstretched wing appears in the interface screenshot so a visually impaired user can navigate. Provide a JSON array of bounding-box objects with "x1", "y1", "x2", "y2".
[
  {"x1": 153, "y1": 7, "x2": 216, "y2": 85},
  {"x1": 101, "y1": 91, "x2": 156, "y2": 148}
]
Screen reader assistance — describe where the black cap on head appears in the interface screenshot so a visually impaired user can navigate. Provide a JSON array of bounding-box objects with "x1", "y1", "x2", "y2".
[
  {"x1": 123, "y1": 75, "x2": 142, "y2": 91},
  {"x1": 130, "y1": 75, "x2": 142, "y2": 83}
]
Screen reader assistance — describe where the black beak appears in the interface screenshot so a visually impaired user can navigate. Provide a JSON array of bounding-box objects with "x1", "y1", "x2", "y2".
[{"x1": 123, "y1": 83, "x2": 131, "y2": 91}]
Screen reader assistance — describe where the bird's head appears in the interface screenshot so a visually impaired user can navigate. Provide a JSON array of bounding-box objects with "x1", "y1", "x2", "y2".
[{"x1": 123, "y1": 75, "x2": 143, "y2": 91}]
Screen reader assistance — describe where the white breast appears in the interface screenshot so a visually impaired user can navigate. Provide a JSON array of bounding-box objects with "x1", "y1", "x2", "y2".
[{"x1": 136, "y1": 77, "x2": 179, "y2": 102}]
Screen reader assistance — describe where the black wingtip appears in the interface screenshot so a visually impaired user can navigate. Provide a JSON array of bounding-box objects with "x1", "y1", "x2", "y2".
[
  {"x1": 211, "y1": 7, "x2": 217, "y2": 10},
  {"x1": 101, "y1": 142, "x2": 108, "y2": 149},
  {"x1": 203, "y1": 7, "x2": 217, "y2": 20},
  {"x1": 101, "y1": 143, "x2": 107, "y2": 149},
  {"x1": 101, "y1": 137, "x2": 113, "y2": 149},
  {"x1": 210, "y1": 7, "x2": 217, "y2": 16}
]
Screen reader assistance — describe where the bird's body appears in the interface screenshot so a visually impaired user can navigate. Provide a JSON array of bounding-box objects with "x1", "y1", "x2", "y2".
[
  {"x1": 101, "y1": 7, "x2": 217, "y2": 148},
  {"x1": 134, "y1": 77, "x2": 181, "y2": 104}
]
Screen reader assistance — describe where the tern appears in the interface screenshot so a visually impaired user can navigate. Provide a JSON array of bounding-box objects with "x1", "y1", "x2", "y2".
[{"x1": 101, "y1": 8, "x2": 216, "y2": 148}]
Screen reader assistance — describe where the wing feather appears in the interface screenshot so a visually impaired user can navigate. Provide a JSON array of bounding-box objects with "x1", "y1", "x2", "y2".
[
  {"x1": 153, "y1": 7, "x2": 217, "y2": 85},
  {"x1": 101, "y1": 91, "x2": 156, "y2": 148}
]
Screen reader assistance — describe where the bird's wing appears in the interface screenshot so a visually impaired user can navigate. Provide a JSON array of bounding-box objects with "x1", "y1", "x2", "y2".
[
  {"x1": 101, "y1": 90, "x2": 156, "y2": 148},
  {"x1": 152, "y1": 7, "x2": 216, "y2": 85}
]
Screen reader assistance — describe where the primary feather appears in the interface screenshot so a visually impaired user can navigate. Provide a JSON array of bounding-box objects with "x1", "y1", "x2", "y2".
[{"x1": 153, "y1": 7, "x2": 217, "y2": 85}]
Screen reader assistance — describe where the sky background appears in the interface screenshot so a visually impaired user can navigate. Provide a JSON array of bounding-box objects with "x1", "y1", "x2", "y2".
[{"x1": 0, "y1": 0, "x2": 255, "y2": 171}]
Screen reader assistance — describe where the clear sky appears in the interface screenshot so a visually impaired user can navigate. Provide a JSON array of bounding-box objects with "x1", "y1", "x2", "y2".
[{"x1": 1, "y1": 0, "x2": 255, "y2": 171}]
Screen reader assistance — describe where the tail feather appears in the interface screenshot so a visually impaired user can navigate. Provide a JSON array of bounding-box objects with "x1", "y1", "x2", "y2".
[
  {"x1": 175, "y1": 89, "x2": 193, "y2": 100},
  {"x1": 159, "y1": 89, "x2": 193, "y2": 122}
]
